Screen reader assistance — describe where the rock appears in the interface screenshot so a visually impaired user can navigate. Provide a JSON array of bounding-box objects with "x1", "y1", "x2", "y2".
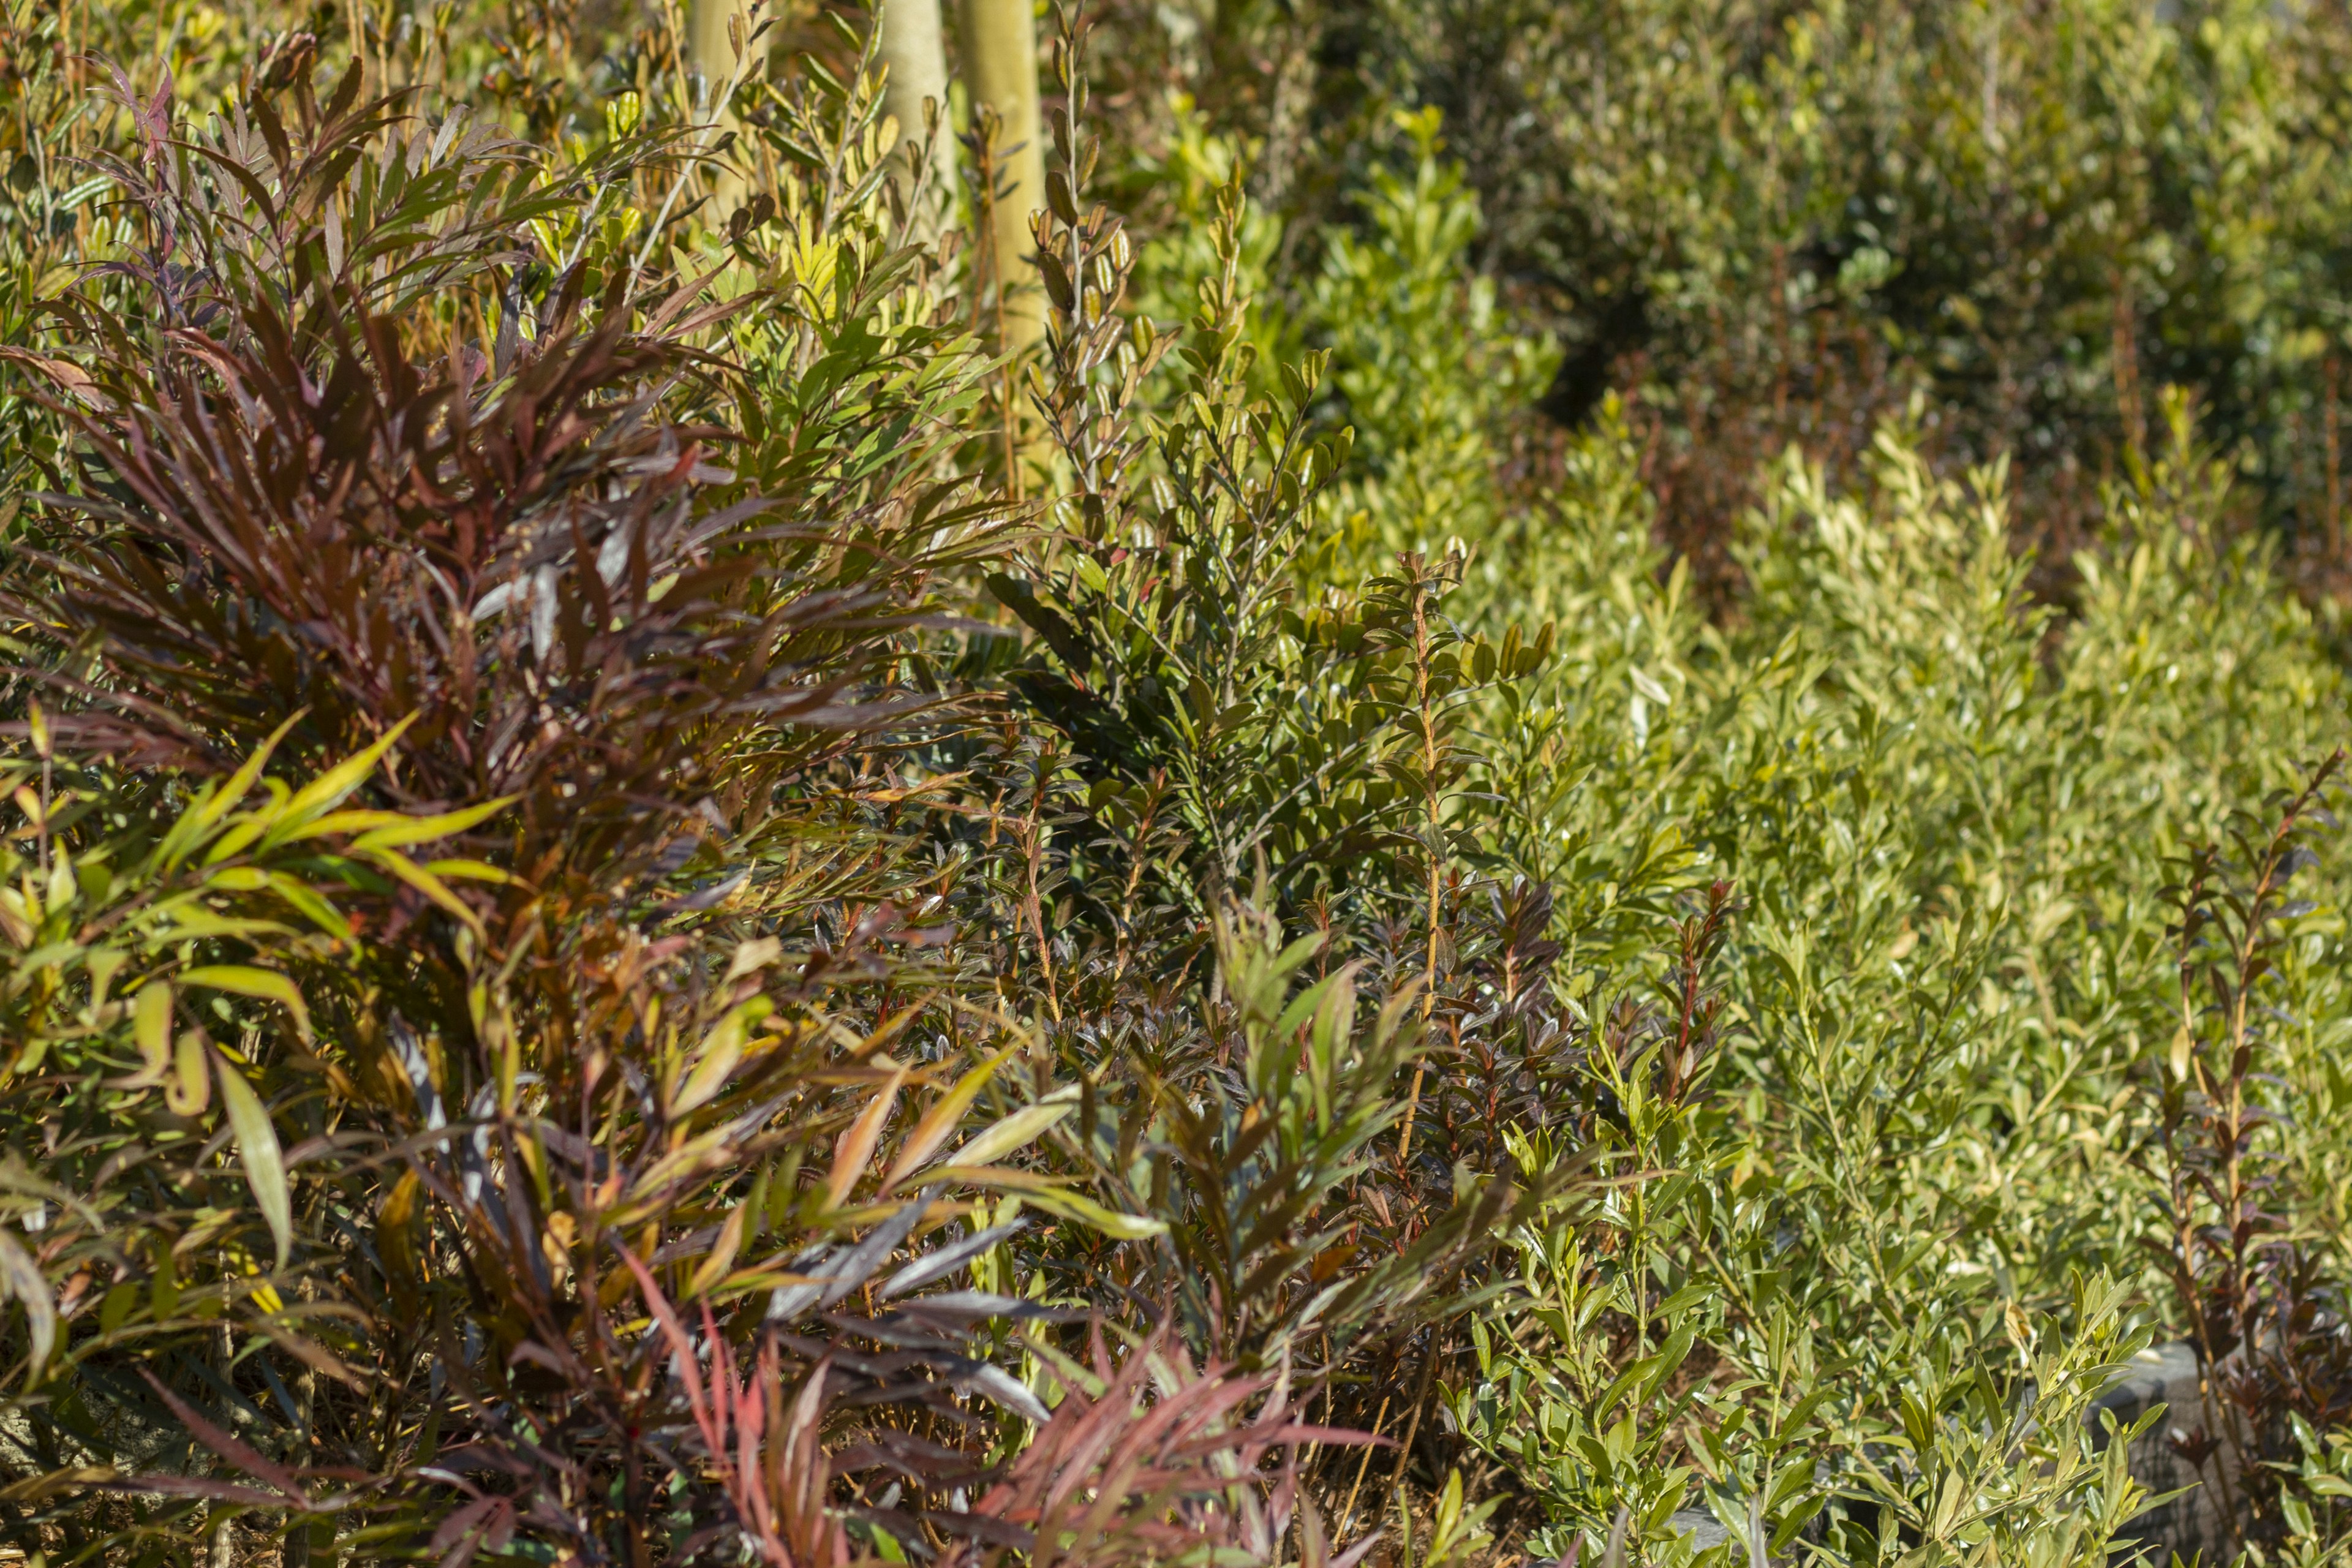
[
  {"x1": 1668, "y1": 1508, "x2": 1743, "y2": 1558},
  {"x1": 2090, "y1": 1341, "x2": 2237, "y2": 1566}
]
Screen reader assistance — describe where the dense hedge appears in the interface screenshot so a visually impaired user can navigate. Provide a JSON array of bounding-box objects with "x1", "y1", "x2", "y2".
[{"x1": 0, "y1": 4, "x2": 2345, "y2": 1567}]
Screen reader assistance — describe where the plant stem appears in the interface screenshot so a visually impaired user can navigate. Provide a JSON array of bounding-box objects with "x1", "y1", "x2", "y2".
[
  {"x1": 1398, "y1": 560, "x2": 1442, "y2": 1166},
  {"x1": 1389, "y1": 1335, "x2": 1443, "y2": 1562},
  {"x1": 1338, "y1": 1393, "x2": 1391, "y2": 1537}
]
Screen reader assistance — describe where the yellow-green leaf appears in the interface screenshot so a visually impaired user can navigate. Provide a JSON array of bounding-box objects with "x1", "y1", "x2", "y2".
[
  {"x1": 685, "y1": 1203, "x2": 747, "y2": 1299},
  {"x1": 675, "y1": 998, "x2": 774, "y2": 1116},
  {"x1": 213, "y1": 1048, "x2": 292, "y2": 1268},
  {"x1": 267, "y1": 809, "x2": 411, "y2": 840},
  {"x1": 140, "y1": 914, "x2": 298, "y2": 946},
  {"x1": 883, "y1": 1045, "x2": 1017, "y2": 1189},
  {"x1": 945, "y1": 1099, "x2": 1077, "y2": 1172},
  {"x1": 421, "y1": 858, "x2": 519, "y2": 884},
  {"x1": 925, "y1": 1166, "x2": 1167, "y2": 1239},
  {"x1": 360, "y1": 849, "x2": 482, "y2": 933},
  {"x1": 258, "y1": 873, "x2": 355, "y2": 942},
  {"x1": 167, "y1": 1032, "x2": 210, "y2": 1117},
  {"x1": 1011, "y1": 1185, "x2": 1167, "y2": 1240},
  {"x1": 0, "y1": 1229, "x2": 55, "y2": 1379},
  {"x1": 0, "y1": 891, "x2": 32, "y2": 949},
  {"x1": 181, "y1": 965, "x2": 311, "y2": 1042},
  {"x1": 345, "y1": 796, "x2": 517, "y2": 853},
  {"x1": 184, "y1": 712, "x2": 305, "y2": 839},
  {"x1": 131, "y1": 982, "x2": 172, "y2": 1087},
  {"x1": 262, "y1": 714, "x2": 418, "y2": 845}
]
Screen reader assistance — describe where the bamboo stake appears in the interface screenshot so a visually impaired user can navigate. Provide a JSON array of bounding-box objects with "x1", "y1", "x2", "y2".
[
  {"x1": 960, "y1": 0, "x2": 1044, "y2": 352},
  {"x1": 876, "y1": 0, "x2": 959, "y2": 237},
  {"x1": 688, "y1": 0, "x2": 742, "y2": 209}
]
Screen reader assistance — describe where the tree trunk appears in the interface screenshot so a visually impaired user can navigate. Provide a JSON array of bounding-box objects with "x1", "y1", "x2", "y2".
[
  {"x1": 959, "y1": 0, "x2": 1044, "y2": 350},
  {"x1": 877, "y1": 0, "x2": 959, "y2": 236}
]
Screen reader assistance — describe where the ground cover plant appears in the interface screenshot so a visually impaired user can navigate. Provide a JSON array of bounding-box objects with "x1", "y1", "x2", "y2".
[{"x1": 0, "y1": 1, "x2": 2350, "y2": 1566}]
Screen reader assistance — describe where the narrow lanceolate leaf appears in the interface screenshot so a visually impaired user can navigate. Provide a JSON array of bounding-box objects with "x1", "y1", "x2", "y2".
[
  {"x1": 420, "y1": 858, "x2": 519, "y2": 883},
  {"x1": 826, "y1": 1063, "x2": 908, "y2": 1210},
  {"x1": 960, "y1": 1362, "x2": 1052, "y2": 1425},
  {"x1": 684, "y1": 1204, "x2": 747, "y2": 1299},
  {"x1": 944, "y1": 1098, "x2": 1076, "y2": 1172},
  {"x1": 172, "y1": 712, "x2": 305, "y2": 857},
  {"x1": 182, "y1": 965, "x2": 312, "y2": 1043},
  {"x1": 676, "y1": 998, "x2": 774, "y2": 1117},
  {"x1": 263, "y1": 809, "x2": 410, "y2": 841},
  {"x1": 820, "y1": 1191, "x2": 937, "y2": 1309},
  {"x1": 360, "y1": 849, "x2": 484, "y2": 933},
  {"x1": 927, "y1": 1166, "x2": 1169, "y2": 1239},
  {"x1": 0, "y1": 1230, "x2": 54, "y2": 1379},
  {"x1": 883, "y1": 1044, "x2": 1017, "y2": 1188},
  {"x1": 266, "y1": 713, "x2": 418, "y2": 840},
  {"x1": 1011, "y1": 1185, "x2": 1169, "y2": 1240},
  {"x1": 880, "y1": 1219, "x2": 1028, "y2": 1298},
  {"x1": 256, "y1": 871, "x2": 355, "y2": 941},
  {"x1": 124, "y1": 981, "x2": 173, "y2": 1087},
  {"x1": 343, "y1": 794, "x2": 518, "y2": 851},
  {"x1": 213, "y1": 1049, "x2": 292, "y2": 1268}
]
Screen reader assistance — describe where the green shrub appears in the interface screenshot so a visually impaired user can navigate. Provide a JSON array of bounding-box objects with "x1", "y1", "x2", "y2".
[
  {"x1": 0, "y1": 4, "x2": 2348, "y2": 1567},
  {"x1": 1134, "y1": 0, "x2": 2352, "y2": 567}
]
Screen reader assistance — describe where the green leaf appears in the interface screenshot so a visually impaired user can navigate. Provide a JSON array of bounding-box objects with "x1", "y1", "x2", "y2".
[
  {"x1": 213, "y1": 1047, "x2": 292, "y2": 1269},
  {"x1": 1016, "y1": 1185, "x2": 1169, "y2": 1240},
  {"x1": 674, "y1": 998, "x2": 774, "y2": 1116},
  {"x1": 163, "y1": 712, "x2": 306, "y2": 870},
  {"x1": 944, "y1": 1098, "x2": 1077, "y2": 1172},
  {"x1": 261, "y1": 714, "x2": 418, "y2": 846},
  {"x1": 256, "y1": 872, "x2": 356, "y2": 941},
  {"x1": 420, "y1": 858, "x2": 519, "y2": 883},
  {"x1": 344, "y1": 795, "x2": 518, "y2": 852},
  {"x1": 124, "y1": 982, "x2": 172, "y2": 1087},
  {"x1": 0, "y1": 1231, "x2": 52, "y2": 1380},
  {"x1": 930, "y1": 1166, "x2": 1167, "y2": 1239},
  {"x1": 360, "y1": 849, "x2": 483, "y2": 932},
  {"x1": 181, "y1": 965, "x2": 312, "y2": 1043},
  {"x1": 883, "y1": 1045, "x2": 1019, "y2": 1188}
]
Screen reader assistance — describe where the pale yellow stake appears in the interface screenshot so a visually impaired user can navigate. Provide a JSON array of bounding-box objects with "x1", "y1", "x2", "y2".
[
  {"x1": 688, "y1": 0, "x2": 759, "y2": 210},
  {"x1": 876, "y1": 0, "x2": 960, "y2": 239},
  {"x1": 960, "y1": 0, "x2": 1046, "y2": 352}
]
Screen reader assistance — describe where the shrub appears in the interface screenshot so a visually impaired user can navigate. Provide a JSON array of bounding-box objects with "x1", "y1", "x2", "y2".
[{"x1": 0, "y1": 4, "x2": 2350, "y2": 1568}]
